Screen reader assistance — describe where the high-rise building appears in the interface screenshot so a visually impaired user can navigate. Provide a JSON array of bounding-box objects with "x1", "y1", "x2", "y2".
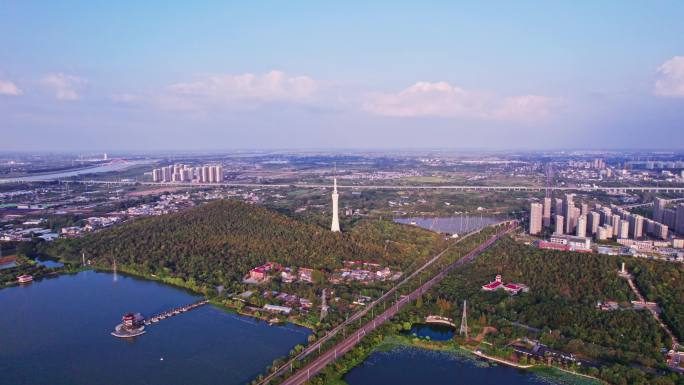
[
  {"x1": 588, "y1": 211, "x2": 600, "y2": 235},
  {"x1": 202, "y1": 166, "x2": 210, "y2": 183},
  {"x1": 542, "y1": 197, "x2": 552, "y2": 227},
  {"x1": 597, "y1": 226, "x2": 609, "y2": 240},
  {"x1": 529, "y1": 203, "x2": 543, "y2": 235},
  {"x1": 161, "y1": 167, "x2": 171, "y2": 182},
  {"x1": 152, "y1": 169, "x2": 161, "y2": 182},
  {"x1": 214, "y1": 165, "x2": 223, "y2": 183},
  {"x1": 663, "y1": 208, "x2": 677, "y2": 228},
  {"x1": 331, "y1": 178, "x2": 340, "y2": 232},
  {"x1": 554, "y1": 215, "x2": 564, "y2": 234},
  {"x1": 652, "y1": 221, "x2": 669, "y2": 240},
  {"x1": 677, "y1": 203, "x2": 684, "y2": 235},
  {"x1": 566, "y1": 206, "x2": 580, "y2": 235},
  {"x1": 653, "y1": 197, "x2": 667, "y2": 223},
  {"x1": 554, "y1": 198, "x2": 563, "y2": 216},
  {"x1": 563, "y1": 194, "x2": 574, "y2": 217},
  {"x1": 600, "y1": 207, "x2": 612, "y2": 226},
  {"x1": 630, "y1": 215, "x2": 644, "y2": 239},
  {"x1": 576, "y1": 215, "x2": 587, "y2": 237},
  {"x1": 580, "y1": 202, "x2": 589, "y2": 216},
  {"x1": 612, "y1": 214, "x2": 621, "y2": 238},
  {"x1": 618, "y1": 219, "x2": 630, "y2": 239}
]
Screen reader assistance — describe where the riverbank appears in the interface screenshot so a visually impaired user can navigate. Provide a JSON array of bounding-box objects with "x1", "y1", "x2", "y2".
[
  {"x1": 323, "y1": 332, "x2": 604, "y2": 385},
  {"x1": 0, "y1": 258, "x2": 84, "y2": 289},
  {"x1": 90, "y1": 263, "x2": 319, "y2": 332},
  {"x1": 391, "y1": 336, "x2": 605, "y2": 385}
]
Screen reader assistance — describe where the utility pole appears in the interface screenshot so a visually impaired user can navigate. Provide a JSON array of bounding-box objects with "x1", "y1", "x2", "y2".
[{"x1": 459, "y1": 300, "x2": 468, "y2": 339}]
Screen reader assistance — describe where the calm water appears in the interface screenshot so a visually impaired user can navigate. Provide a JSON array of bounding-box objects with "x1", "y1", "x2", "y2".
[
  {"x1": 0, "y1": 271, "x2": 310, "y2": 385},
  {"x1": 0, "y1": 160, "x2": 151, "y2": 182},
  {"x1": 395, "y1": 216, "x2": 503, "y2": 234},
  {"x1": 35, "y1": 257, "x2": 64, "y2": 268},
  {"x1": 406, "y1": 323, "x2": 455, "y2": 341},
  {"x1": 344, "y1": 346, "x2": 562, "y2": 385}
]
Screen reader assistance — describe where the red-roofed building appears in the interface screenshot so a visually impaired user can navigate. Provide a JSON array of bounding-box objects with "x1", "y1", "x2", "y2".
[
  {"x1": 482, "y1": 275, "x2": 504, "y2": 291},
  {"x1": 536, "y1": 241, "x2": 571, "y2": 251},
  {"x1": 248, "y1": 262, "x2": 281, "y2": 282},
  {"x1": 482, "y1": 275, "x2": 529, "y2": 295},
  {"x1": 503, "y1": 283, "x2": 529, "y2": 294}
]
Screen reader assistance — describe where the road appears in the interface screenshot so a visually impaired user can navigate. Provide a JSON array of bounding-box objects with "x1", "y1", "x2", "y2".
[
  {"x1": 256, "y1": 221, "x2": 514, "y2": 385},
  {"x1": 620, "y1": 197, "x2": 684, "y2": 209},
  {"x1": 278, "y1": 222, "x2": 518, "y2": 385},
  {"x1": 6, "y1": 178, "x2": 684, "y2": 193}
]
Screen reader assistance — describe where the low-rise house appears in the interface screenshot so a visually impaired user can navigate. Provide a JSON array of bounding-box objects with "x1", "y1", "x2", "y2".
[
  {"x1": 281, "y1": 271, "x2": 296, "y2": 283},
  {"x1": 376, "y1": 267, "x2": 392, "y2": 280},
  {"x1": 263, "y1": 304, "x2": 292, "y2": 315},
  {"x1": 596, "y1": 301, "x2": 619, "y2": 311},
  {"x1": 298, "y1": 268, "x2": 313, "y2": 283},
  {"x1": 299, "y1": 299, "x2": 313, "y2": 309}
]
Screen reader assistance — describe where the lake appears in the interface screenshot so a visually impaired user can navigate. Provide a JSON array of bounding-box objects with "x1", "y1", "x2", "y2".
[
  {"x1": 406, "y1": 323, "x2": 455, "y2": 341},
  {"x1": 395, "y1": 216, "x2": 504, "y2": 234},
  {"x1": 0, "y1": 270, "x2": 310, "y2": 385},
  {"x1": 344, "y1": 346, "x2": 572, "y2": 385},
  {"x1": 35, "y1": 257, "x2": 64, "y2": 268}
]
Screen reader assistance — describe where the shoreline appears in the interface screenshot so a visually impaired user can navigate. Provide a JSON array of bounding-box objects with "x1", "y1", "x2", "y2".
[
  {"x1": 472, "y1": 349, "x2": 533, "y2": 368},
  {"x1": 76, "y1": 264, "x2": 319, "y2": 331},
  {"x1": 336, "y1": 334, "x2": 604, "y2": 385}
]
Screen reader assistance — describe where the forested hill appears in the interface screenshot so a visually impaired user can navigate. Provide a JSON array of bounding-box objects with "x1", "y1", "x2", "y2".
[{"x1": 44, "y1": 200, "x2": 444, "y2": 287}]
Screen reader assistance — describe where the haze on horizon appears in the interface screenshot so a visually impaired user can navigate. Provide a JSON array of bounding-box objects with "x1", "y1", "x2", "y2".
[{"x1": 1, "y1": 1, "x2": 684, "y2": 152}]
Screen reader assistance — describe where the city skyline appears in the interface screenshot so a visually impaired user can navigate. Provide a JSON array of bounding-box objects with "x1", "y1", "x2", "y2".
[{"x1": 1, "y1": 1, "x2": 684, "y2": 151}]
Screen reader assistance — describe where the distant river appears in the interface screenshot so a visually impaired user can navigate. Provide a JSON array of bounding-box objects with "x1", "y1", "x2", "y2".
[
  {"x1": 0, "y1": 160, "x2": 152, "y2": 183},
  {"x1": 344, "y1": 346, "x2": 574, "y2": 385},
  {"x1": 395, "y1": 216, "x2": 504, "y2": 234},
  {"x1": 0, "y1": 271, "x2": 310, "y2": 385}
]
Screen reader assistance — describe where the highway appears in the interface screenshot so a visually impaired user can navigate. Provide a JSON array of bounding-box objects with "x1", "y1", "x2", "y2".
[
  {"x1": 256, "y1": 221, "x2": 513, "y2": 385},
  {"x1": 277, "y1": 222, "x2": 518, "y2": 385},
  {"x1": 5, "y1": 178, "x2": 684, "y2": 193}
]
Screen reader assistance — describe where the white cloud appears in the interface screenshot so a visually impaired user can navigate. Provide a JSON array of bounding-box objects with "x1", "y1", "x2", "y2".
[
  {"x1": 363, "y1": 81, "x2": 556, "y2": 121},
  {"x1": 0, "y1": 80, "x2": 22, "y2": 96},
  {"x1": 41, "y1": 73, "x2": 86, "y2": 100},
  {"x1": 654, "y1": 56, "x2": 684, "y2": 97},
  {"x1": 111, "y1": 93, "x2": 140, "y2": 103},
  {"x1": 166, "y1": 70, "x2": 321, "y2": 106}
]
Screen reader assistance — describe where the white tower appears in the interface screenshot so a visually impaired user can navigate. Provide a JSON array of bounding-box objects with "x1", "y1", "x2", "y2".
[{"x1": 331, "y1": 177, "x2": 340, "y2": 232}]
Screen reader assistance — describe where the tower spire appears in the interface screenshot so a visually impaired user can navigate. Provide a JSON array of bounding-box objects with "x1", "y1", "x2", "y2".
[{"x1": 331, "y1": 165, "x2": 340, "y2": 232}]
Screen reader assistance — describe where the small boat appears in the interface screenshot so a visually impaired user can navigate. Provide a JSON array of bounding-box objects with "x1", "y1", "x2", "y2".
[{"x1": 17, "y1": 275, "x2": 33, "y2": 284}]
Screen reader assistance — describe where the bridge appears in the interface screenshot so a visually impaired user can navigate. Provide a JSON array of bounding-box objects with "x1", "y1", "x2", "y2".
[
  {"x1": 5, "y1": 178, "x2": 684, "y2": 194},
  {"x1": 111, "y1": 299, "x2": 209, "y2": 338},
  {"x1": 143, "y1": 299, "x2": 209, "y2": 326},
  {"x1": 261, "y1": 221, "x2": 517, "y2": 385}
]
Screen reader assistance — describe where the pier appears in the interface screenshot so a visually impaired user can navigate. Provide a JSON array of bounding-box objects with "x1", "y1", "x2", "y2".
[
  {"x1": 111, "y1": 299, "x2": 209, "y2": 338},
  {"x1": 143, "y1": 299, "x2": 209, "y2": 326}
]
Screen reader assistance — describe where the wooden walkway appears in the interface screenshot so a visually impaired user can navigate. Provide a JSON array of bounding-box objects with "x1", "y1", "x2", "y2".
[{"x1": 144, "y1": 299, "x2": 209, "y2": 326}]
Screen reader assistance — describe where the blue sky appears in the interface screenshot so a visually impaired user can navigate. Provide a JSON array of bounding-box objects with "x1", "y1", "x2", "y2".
[{"x1": 1, "y1": 1, "x2": 683, "y2": 151}]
